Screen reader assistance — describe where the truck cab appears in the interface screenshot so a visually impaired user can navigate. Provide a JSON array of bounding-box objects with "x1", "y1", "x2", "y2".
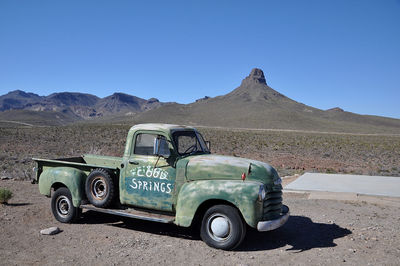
[
  {"x1": 34, "y1": 123, "x2": 289, "y2": 250},
  {"x1": 119, "y1": 124, "x2": 209, "y2": 212}
]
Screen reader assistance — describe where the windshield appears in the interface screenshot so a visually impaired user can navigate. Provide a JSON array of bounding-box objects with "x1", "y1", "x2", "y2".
[{"x1": 172, "y1": 130, "x2": 210, "y2": 155}]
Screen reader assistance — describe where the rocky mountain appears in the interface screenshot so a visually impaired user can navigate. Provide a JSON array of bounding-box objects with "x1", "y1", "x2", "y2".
[
  {"x1": 1, "y1": 68, "x2": 399, "y2": 134},
  {"x1": 131, "y1": 68, "x2": 400, "y2": 134},
  {"x1": 0, "y1": 90, "x2": 43, "y2": 111},
  {"x1": 95, "y1": 93, "x2": 163, "y2": 115},
  {"x1": 0, "y1": 90, "x2": 166, "y2": 120}
]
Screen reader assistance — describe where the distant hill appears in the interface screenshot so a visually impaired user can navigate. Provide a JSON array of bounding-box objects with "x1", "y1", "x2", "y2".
[
  {"x1": 131, "y1": 68, "x2": 400, "y2": 134},
  {"x1": 0, "y1": 90, "x2": 43, "y2": 111},
  {"x1": 0, "y1": 90, "x2": 167, "y2": 122},
  {"x1": 95, "y1": 93, "x2": 164, "y2": 115}
]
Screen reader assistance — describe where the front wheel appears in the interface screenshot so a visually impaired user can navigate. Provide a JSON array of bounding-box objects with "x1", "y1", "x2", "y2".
[
  {"x1": 200, "y1": 205, "x2": 246, "y2": 250},
  {"x1": 51, "y1": 187, "x2": 81, "y2": 223}
]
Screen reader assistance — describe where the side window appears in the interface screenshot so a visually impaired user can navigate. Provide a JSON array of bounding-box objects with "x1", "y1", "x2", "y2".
[{"x1": 134, "y1": 133, "x2": 157, "y2": 156}]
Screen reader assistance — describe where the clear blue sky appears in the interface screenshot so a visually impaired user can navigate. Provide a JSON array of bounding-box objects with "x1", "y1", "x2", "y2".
[{"x1": 1, "y1": 0, "x2": 399, "y2": 118}]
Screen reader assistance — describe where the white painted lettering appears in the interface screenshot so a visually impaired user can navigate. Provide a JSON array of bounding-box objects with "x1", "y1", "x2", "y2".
[
  {"x1": 153, "y1": 168, "x2": 161, "y2": 178},
  {"x1": 146, "y1": 166, "x2": 153, "y2": 177},
  {"x1": 160, "y1": 171, "x2": 168, "y2": 180},
  {"x1": 130, "y1": 178, "x2": 138, "y2": 189},
  {"x1": 153, "y1": 182, "x2": 160, "y2": 191},
  {"x1": 137, "y1": 168, "x2": 144, "y2": 177},
  {"x1": 128, "y1": 165, "x2": 173, "y2": 195}
]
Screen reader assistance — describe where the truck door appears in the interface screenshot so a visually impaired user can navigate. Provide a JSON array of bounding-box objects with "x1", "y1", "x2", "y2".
[{"x1": 121, "y1": 132, "x2": 176, "y2": 212}]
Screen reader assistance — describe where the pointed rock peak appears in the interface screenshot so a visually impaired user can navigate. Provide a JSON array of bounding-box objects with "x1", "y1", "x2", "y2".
[{"x1": 241, "y1": 68, "x2": 267, "y2": 86}]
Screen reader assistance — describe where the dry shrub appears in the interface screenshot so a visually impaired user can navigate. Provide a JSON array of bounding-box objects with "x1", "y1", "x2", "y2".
[{"x1": 0, "y1": 188, "x2": 13, "y2": 204}]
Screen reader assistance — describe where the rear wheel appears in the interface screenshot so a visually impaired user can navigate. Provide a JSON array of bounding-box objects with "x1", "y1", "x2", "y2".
[
  {"x1": 51, "y1": 187, "x2": 80, "y2": 223},
  {"x1": 200, "y1": 205, "x2": 246, "y2": 250},
  {"x1": 85, "y1": 168, "x2": 115, "y2": 208}
]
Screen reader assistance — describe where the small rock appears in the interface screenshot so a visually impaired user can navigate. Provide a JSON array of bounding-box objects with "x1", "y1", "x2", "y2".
[
  {"x1": 40, "y1": 227, "x2": 61, "y2": 235},
  {"x1": 0, "y1": 176, "x2": 11, "y2": 180}
]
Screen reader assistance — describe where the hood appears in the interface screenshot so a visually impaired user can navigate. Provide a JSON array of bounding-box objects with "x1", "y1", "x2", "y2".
[{"x1": 185, "y1": 154, "x2": 281, "y2": 186}]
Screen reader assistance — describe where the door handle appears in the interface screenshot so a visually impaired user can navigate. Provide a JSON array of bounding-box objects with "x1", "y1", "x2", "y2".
[{"x1": 128, "y1": 160, "x2": 139, "y2": 165}]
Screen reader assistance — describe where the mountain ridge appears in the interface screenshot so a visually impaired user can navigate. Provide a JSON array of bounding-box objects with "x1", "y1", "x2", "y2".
[
  {"x1": 1, "y1": 68, "x2": 399, "y2": 134},
  {"x1": 130, "y1": 68, "x2": 400, "y2": 134},
  {"x1": 0, "y1": 90, "x2": 166, "y2": 119}
]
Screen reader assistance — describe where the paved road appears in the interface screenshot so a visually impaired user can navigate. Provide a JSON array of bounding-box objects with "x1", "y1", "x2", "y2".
[{"x1": 284, "y1": 173, "x2": 400, "y2": 198}]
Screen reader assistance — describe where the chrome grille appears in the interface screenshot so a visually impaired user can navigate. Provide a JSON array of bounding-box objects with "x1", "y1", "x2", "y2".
[{"x1": 263, "y1": 191, "x2": 282, "y2": 220}]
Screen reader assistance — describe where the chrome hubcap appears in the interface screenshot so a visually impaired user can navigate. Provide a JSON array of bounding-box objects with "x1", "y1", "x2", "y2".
[
  {"x1": 211, "y1": 217, "x2": 229, "y2": 238},
  {"x1": 57, "y1": 196, "x2": 70, "y2": 217},
  {"x1": 207, "y1": 214, "x2": 231, "y2": 241}
]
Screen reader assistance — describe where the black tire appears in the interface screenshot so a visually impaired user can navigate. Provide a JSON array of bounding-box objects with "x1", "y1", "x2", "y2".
[
  {"x1": 85, "y1": 168, "x2": 115, "y2": 208},
  {"x1": 200, "y1": 205, "x2": 246, "y2": 250},
  {"x1": 51, "y1": 187, "x2": 81, "y2": 223}
]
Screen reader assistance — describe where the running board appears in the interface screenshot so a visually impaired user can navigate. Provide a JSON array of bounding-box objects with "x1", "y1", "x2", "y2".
[{"x1": 80, "y1": 204, "x2": 175, "y2": 224}]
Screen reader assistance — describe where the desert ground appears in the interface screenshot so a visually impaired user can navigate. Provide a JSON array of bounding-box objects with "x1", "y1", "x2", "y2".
[
  {"x1": 1, "y1": 179, "x2": 400, "y2": 265},
  {"x1": 1, "y1": 124, "x2": 400, "y2": 265},
  {"x1": 1, "y1": 124, "x2": 400, "y2": 181}
]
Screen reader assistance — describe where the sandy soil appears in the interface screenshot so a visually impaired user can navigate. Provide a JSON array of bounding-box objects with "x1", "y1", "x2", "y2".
[{"x1": 1, "y1": 179, "x2": 400, "y2": 266}]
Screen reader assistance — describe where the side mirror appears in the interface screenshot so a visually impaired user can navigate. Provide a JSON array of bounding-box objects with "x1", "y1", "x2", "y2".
[
  {"x1": 154, "y1": 137, "x2": 171, "y2": 158},
  {"x1": 205, "y1": 141, "x2": 211, "y2": 151}
]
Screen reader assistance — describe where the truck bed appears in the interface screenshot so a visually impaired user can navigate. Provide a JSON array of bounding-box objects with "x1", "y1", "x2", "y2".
[
  {"x1": 33, "y1": 154, "x2": 121, "y2": 168},
  {"x1": 33, "y1": 154, "x2": 122, "y2": 181}
]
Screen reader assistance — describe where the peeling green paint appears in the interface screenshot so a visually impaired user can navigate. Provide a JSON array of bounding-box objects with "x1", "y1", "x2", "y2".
[
  {"x1": 35, "y1": 123, "x2": 285, "y2": 229},
  {"x1": 121, "y1": 163, "x2": 176, "y2": 211},
  {"x1": 38, "y1": 166, "x2": 87, "y2": 207},
  {"x1": 83, "y1": 154, "x2": 121, "y2": 169},
  {"x1": 175, "y1": 180, "x2": 263, "y2": 228}
]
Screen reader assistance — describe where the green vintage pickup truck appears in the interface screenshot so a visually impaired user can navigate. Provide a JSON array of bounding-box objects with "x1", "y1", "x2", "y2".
[{"x1": 34, "y1": 123, "x2": 289, "y2": 250}]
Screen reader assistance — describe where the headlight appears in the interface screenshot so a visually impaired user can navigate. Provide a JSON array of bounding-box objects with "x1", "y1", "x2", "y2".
[
  {"x1": 258, "y1": 185, "x2": 266, "y2": 201},
  {"x1": 274, "y1": 177, "x2": 282, "y2": 185}
]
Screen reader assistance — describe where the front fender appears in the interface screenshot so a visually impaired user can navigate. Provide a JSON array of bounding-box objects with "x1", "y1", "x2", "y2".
[
  {"x1": 38, "y1": 167, "x2": 87, "y2": 207},
  {"x1": 175, "y1": 180, "x2": 263, "y2": 228}
]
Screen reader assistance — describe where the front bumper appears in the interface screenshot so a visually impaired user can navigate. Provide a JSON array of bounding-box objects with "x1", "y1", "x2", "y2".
[{"x1": 257, "y1": 205, "x2": 290, "y2": 231}]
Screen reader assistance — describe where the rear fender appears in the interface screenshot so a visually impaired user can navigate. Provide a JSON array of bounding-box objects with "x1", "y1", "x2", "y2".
[
  {"x1": 38, "y1": 167, "x2": 87, "y2": 207},
  {"x1": 175, "y1": 180, "x2": 263, "y2": 228}
]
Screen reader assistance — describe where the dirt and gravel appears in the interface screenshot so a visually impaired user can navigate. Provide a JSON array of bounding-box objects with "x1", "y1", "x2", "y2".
[
  {"x1": 1, "y1": 179, "x2": 399, "y2": 266},
  {"x1": 1, "y1": 125, "x2": 400, "y2": 183}
]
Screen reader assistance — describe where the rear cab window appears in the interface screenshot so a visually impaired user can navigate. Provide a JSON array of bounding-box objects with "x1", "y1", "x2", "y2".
[{"x1": 134, "y1": 133, "x2": 157, "y2": 156}]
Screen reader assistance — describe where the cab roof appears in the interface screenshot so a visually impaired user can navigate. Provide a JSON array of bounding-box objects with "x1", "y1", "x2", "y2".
[{"x1": 129, "y1": 123, "x2": 196, "y2": 132}]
